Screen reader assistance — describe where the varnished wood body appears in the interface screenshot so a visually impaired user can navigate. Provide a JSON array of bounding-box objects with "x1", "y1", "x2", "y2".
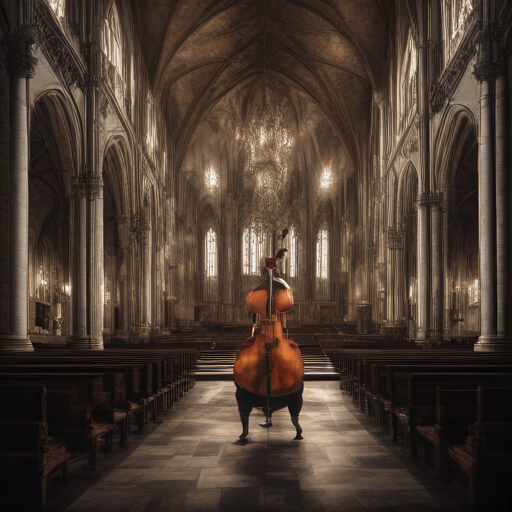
[
  {"x1": 233, "y1": 320, "x2": 304, "y2": 396},
  {"x1": 246, "y1": 288, "x2": 294, "y2": 316}
]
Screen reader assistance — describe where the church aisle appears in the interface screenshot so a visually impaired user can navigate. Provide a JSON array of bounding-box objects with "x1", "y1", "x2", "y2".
[{"x1": 63, "y1": 382, "x2": 444, "y2": 512}]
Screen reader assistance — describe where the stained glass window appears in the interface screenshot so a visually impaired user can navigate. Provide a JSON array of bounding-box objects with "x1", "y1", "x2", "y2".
[
  {"x1": 205, "y1": 228, "x2": 217, "y2": 278},
  {"x1": 103, "y1": 3, "x2": 123, "y2": 75},
  {"x1": 243, "y1": 227, "x2": 268, "y2": 276},
  {"x1": 316, "y1": 224, "x2": 328, "y2": 279},
  {"x1": 48, "y1": 0, "x2": 64, "y2": 17}
]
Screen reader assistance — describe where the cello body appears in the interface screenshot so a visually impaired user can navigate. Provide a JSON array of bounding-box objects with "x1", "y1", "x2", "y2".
[
  {"x1": 233, "y1": 319, "x2": 304, "y2": 396},
  {"x1": 233, "y1": 263, "x2": 304, "y2": 441}
]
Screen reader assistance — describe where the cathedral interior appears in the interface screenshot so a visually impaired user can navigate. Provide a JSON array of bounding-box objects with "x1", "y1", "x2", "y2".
[{"x1": 1, "y1": 1, "x2": 512, "y2": 511}]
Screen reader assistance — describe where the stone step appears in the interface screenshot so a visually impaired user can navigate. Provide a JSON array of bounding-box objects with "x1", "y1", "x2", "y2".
[{"x1": 193, "y1": 347, "x2": 339, "y2": 381}]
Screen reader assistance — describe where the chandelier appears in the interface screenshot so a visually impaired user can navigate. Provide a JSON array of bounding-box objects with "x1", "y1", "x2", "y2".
[{"x1": 238, "y1": 95, "x2": 294, "y2": 231}]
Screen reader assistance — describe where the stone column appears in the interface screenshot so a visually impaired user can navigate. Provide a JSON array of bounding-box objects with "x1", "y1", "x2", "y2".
[
  {"x1": 222, "y1": 195, "x2": 238, "y2": 321},
  {"x1": 115, "y1": 216, "x2": 131, "y2": 331},
  {"x1": 430, "y1": 192, "x2": 443, "y2": 341},
  {"x1": 88, "y1": 176, "x2": 104, "y2": 347},
  {"x1": 128, "y1": 217, "x2": 143, "y2": 340},
  {"x1": 69, "y1": 69, "x2": 104, "y2": 349},
  {"x1": 495, "y1": 72, "x2": 510, "y2": 339},
  {"x1": 385, "y1": 229, "x2": 398, "y2": 324},
  {"x1": 416, "y1": 194, "x2": 430, "y2": 340},
  {"x1": 473, "y1": 24, "x2": 502, "y2": 351},
  {"x1": 0, "y1": 27, "x2": 37, "y2": 352},
  {"x1": 442, "y1": 190, "x2": 451, "y2": 338},
  {"x1": 415, "y1": 0, "x2": 431, "y2": 341},
  {"x1": 394, "y1": 229, "x2": 405, "y2": 324},
  {"x1": 141, "y1": 227, "x2": 151, "y2": 329},
  {"x1": 69, "y1": 176, "x2": 104, "y2": 349},
  {"x1": 70, "y1": 179, "x2": 88, "y2": 341}
]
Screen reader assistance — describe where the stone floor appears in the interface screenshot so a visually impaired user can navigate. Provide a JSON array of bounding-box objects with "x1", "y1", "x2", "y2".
[{"x1": 47, "y1": 381, "x2": 471, "y2": 512}]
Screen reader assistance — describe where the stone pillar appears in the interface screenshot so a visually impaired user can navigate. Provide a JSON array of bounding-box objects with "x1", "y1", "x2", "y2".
[
  {"x1": 430, "y1": 192, "x2": 443, "y2": 341},
  {"x1": 141, "y1": 227, "x2": 151, "y2": 328},
  {"x1": 128, "y1": 217, "x2": 144, "y2": 340},
  {"x1": 0, "y1": 27, "x2": 37, "y2": 352},
  {"x1": 88, "y1": 176, "x2": 104, "y2": 347},
  {"x1": 394, "y1": 229, "x2": 405, "y2": 324},
  {"x1": 415, "y1": 0, "x2": 431, "y2": 341},
  {"x1": 69, "y1": 69, "x2": 104, "y2": 349},
  {"x1": 222, "y1": 195, "x2": 238, "y2": 321},
  {"x1": 385, "y1": 229, "x2": 401, "y2": 324},
  {"x1": 495, "y1": 72, "x2": 510, "y2": 339},
  {"x1": 115, "y1": 216, "x2": 131, "y2": 331},
  {"x1": 70, "y1": 179, "x2": 88, "y2": 340},
  {"x1": 69, "y1": 176, "x2": 104, "y2": 349},
  {"x1": 473, "y1": 24, "x2": 503, "y2": 351},
  {"x1": 442, "y1": 190, "x2": 451, "y2": 338},
  {"x1": 416, "y1": 195, "x2": 430, "y2": 340}
]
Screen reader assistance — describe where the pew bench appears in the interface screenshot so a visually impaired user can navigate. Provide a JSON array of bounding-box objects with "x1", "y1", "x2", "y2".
[
  {"x1": 446, "y1": 385, "x2": 512, "y2": 512},
  {"x1": 0, "y1": 374, "x2": 118, "y2": 471},
  {"x1": 0, "y1": 385, "x2": 71, "y2": 511}
]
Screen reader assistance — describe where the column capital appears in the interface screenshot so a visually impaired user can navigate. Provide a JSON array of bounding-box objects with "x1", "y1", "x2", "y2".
[
  {"x1": 417, "y1": 191, "x2": 443, "y2": 209},
  {"x1": 429, "y1": 191, "x2": 443, "y2": 211},
  {"x1": 473, "y1": 25, "x2": 504, "y2": 82},
  {"x1": 72, "y1": 173, "x2": 103, "y2": 196},
  {"x1": 1, "y1": 26, "x2": 38, "y2": 78}
]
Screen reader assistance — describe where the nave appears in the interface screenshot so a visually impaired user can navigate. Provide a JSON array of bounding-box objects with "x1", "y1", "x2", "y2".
[{"x1": 46, "y1": 381, "x2": 459, "y2": 512}]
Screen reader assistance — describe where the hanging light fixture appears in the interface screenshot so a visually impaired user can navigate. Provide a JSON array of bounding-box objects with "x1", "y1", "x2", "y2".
[{"x1": 238, "y1": 0, "x2": 295, "y2": 231}]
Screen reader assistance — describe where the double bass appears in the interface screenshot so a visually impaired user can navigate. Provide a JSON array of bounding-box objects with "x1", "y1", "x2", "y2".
[{"x1": 233, "y1": 250, "x2": 304, "y2": 442}]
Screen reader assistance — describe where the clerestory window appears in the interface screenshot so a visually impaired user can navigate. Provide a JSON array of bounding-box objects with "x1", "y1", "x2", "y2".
[
  {"x1": 316, "y1": 224, "x2": 329, "y2": 279},
  {"x1": 47, "y1": 0, "x2": 64, "y2": 18},
  {"x1": 243, "y1": 227, "x2": 269, "y2": 276},
  {"x1": 205, "y1": 228, "x2": 217, "y2": 278},
  {"x1": 103, "y1": 2, "x2": 123, "y2": 76},
  {"x1": 287, "y1": 227, "x2": 298, "y2": 278}
]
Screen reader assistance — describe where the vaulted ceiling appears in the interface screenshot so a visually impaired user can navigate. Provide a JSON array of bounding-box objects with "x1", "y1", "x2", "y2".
[{"x1": 139, "y1": 0, "x2": 392, "y2": 171}]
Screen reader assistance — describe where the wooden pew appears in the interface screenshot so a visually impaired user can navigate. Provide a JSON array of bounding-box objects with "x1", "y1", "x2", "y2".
[
  {"x1": 383, "y1": 363, "x2": 512, "y2": 442},
  {"x1": 0, "y1": 374, "x2": 117, "y2": 471},
  {"x1": 407, "y1": 373, "x2": 512, "y2": 459},
  {"x1": 0, "y1": 364, "x2": 136, "y2": 444},
  {"x1": 0, "y1": 384, "x2": 71, "y2": 511},
  {"x1": 447, "y1": 385, "x2": 512, "y2": 512},
  {"x1": 1, "y1": 348, "x2": 199, "y2": 429}
]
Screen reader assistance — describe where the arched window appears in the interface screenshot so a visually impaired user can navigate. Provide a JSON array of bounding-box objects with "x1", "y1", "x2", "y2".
[
  {"x1": 146, "y1": 93, "x2": 157, "y2": 157},
  {"x1": 47, "y1": 0, "x2": 65, "y2": 18},
  {"x1": 103, "y1": 2, "x2": 123, "y2": 76},
  {"x1": 316, "y1": 224, "x2": 329, "y2": 279},
  {"x1": 243, "y1": 227, "x2": 269, "y2": 276},
  {"x1": 205, "y1": 228, "x2": 217, "y2": 278},
  {"x1": 287, "y1": 227, "x2": 298, "y2": 278},
  {"x1": 204, "y1": 228, "x2": 217, "y2": 301},
  {"x1": 442, "y1": 0, "x2": 475, "y2": 64}
]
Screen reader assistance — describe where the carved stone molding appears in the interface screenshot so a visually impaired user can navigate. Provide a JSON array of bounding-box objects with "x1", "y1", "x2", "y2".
[
  {"x1": 1, "y1": 25, "x2": 38, "y2": 78},
  {"x1": 473, "y1": 26, "x2": 504, "y2": 82},
  {"x1": 417, "y1": 191, "x2": 443, "y2": 209},
  {"x1": 430, "y1": 34, "x2": 477, "y2": 113},
  {"x1": 429, "y1": 191, "x2": 443, "y2": 211},
  {"x1": 82, "y1": 73, "x2": 102, "y2": 88},
  {"x1": 72, "y1": 172, "x2": 103, "y2": 198},
  {"x1": 35, "y1": 2, "x2": 83, "y2": 88},
  {"x1": 100, "y1": 94, "x2": 114, "y2": 119}
]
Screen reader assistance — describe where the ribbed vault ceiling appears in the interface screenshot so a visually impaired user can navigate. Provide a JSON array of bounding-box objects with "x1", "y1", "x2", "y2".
[{"x1": 139, "y1": 0, "x2": 391, "y2": 170}]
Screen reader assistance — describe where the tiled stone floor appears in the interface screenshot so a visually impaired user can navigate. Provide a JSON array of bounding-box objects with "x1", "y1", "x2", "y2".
[{"x1": 49, "y1": 381, "x2": 471, "y2": 512}]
